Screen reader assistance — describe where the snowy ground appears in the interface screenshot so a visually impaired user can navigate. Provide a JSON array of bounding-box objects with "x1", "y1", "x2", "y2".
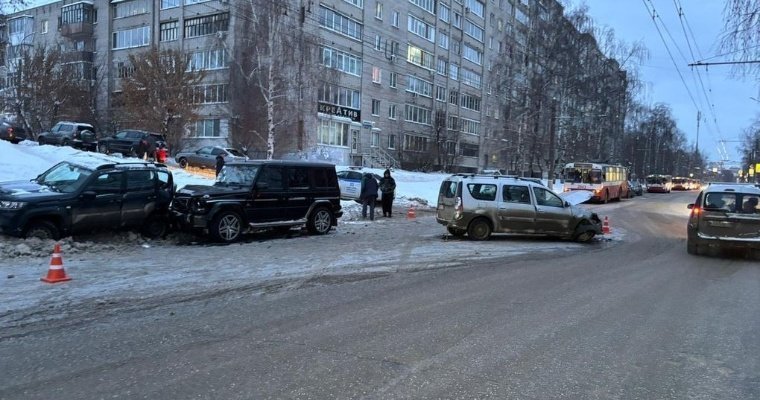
[{"x1": 0, "y1": 140, "x2": 616, "y2": 329}]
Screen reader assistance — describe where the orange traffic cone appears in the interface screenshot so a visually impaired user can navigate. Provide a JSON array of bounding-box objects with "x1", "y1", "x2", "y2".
[
  {"x1": 602, "y1": 216, "x2": 611, "y2": 234},
  {"x1": 406, "y1": 207, "x2": 417, "y2": 220},
  {"x1": 41, "y1": 243, "x2": 72, "y2": 283}
]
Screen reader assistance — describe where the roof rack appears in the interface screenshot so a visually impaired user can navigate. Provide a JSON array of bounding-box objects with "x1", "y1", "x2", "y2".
[
  {"x1": 451, "y1": 173, "x2": 545, "y2": 185},
  {"x1": 96, "y1": 162, "x2": 167, "y2": 170}
]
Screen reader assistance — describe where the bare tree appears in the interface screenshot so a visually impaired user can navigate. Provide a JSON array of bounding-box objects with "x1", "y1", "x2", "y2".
[
  {"x1": 120, "y1": 47, "x2": 205, "y2": 154},
  {"x1": 721, "y1": 0, "x2": 760, "y2": 77}
]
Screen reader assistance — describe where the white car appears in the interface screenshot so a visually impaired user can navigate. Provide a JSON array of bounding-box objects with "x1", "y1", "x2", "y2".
[{"x1": 337, "y1": 170, "x2": 382, "y2": 202}]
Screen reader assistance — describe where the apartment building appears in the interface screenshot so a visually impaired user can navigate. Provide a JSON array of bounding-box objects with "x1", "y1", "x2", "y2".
[{"x1": 3, "y1": 0, "x2": 626, "y2": 173}]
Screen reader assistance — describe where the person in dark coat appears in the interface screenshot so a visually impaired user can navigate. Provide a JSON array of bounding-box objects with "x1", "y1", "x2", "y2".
[
  {"x1": 379, "y1": 169, "x2": 397, "y2": 217},
  {"x1": 360, "y1": 173, "x2": 379, "y2": 221},
  {"x1": 215, "y1": 153, "x2": 225, "y2": 177}
]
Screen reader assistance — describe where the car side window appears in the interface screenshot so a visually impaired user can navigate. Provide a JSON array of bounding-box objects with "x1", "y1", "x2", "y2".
[
  {"x1": 287, "y1": 167, "x2": 310, "y2": 189},
  {"x1": 258, "y1": 166, "x2": 284, "y2": 190},
  {"x1": 503, "y1": 185, "x2": 531, "y2": 204},
  {"x1": 532, "y1": 187, "x2": 563, "y2": 207},
  {"x1": 59, "y1": 124, "x2": 74, "y2": 132},
  {"x1": 467, "y1": 183, "x2": 497, "y2": 201},
  {"x1": 348, "y1": 171, "x2": 362, "y2": 180},
  {"x1": 115, "y1": 131, "x2": 128, "y2": 139},
  {"x1": 741, "y1": 194, "x2": 760, "y2": 214},
  {"x1": 87, "y1": 172, "x2": 122, "y2": 194},
  {"x1": 156, "y1": 170, "x2": 171, "y2": 190},
  {"x1": 211, "y1": 148, "x2": 224, "y2": 156},
  {"x1": 126, "y1": 170, "x2": 155, "y2": 191},
  {"x1": 705, "y1": 193, "x2": 737, "y2": 212},
  {"x1": 311, "y1": 168, "x2": 335, "y2": 188},
  {"x1": 440, "y1": 181, "x2": 458, "y2": 199},
  {"x1": 198, "y1": 147, "x2": 212, "y2": 155}
]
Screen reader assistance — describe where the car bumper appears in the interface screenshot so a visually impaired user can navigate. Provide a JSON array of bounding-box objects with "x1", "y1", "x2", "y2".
[
  {"x1": 0, "y1": 211, "x2": 24, "y2": 236},
  {"x1": 171, "y1": 210, "x2": 211, "y2": 231},
  {"x1": 693, "y1": 232, "x2": 760, "y2": 250}
]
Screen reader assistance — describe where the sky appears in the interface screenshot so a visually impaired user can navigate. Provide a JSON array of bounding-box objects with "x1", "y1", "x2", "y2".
[{"x1": 578, "y1": 0, "x2": 759, "y2": 165}]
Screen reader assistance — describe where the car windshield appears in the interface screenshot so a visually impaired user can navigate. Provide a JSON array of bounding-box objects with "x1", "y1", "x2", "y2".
[
  {"x1": 216, "y1": 165, "x2": 258, "y2": 187},
  {"x1": 36, "y1": 162, "x2": 93, "y2": 193},
  {"x1": 226, "y1": 149, "x2": 245, "y2": 157}
]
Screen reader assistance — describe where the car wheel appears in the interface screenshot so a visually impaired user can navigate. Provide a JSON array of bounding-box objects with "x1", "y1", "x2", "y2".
[
  {"x1": 178, "y1": 158, "x2": 188, "y2": 169},
  {"x1": 98, "y1": 143, "x2": 110, "y2": 154},
  {"x1": 38, "y1": 137, "x2": 45, "y2": 145},
  {"x1": 574, "y1": 222, "x2": 596, "y2": 243},
  {"x1": 447, "y1": 227, "x2": 466, "y2": 237},
  {"x1": 141, "y1": 216, "x2": 168, "y2": 239},
  {"x1": 307, "y1": 207, "x2": 333, "y2": 235},
  {"x1": 210, "y1": 211, "x2": 244, "y2": 243},
  {"x1": 24, "y1": 220, "x2": 60, "y2": 240},
  {"x1": 468, "y1": 218, "x2": 492, "y2": 241}
]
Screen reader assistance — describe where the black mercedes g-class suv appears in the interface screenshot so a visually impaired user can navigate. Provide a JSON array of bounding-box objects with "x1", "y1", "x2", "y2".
[
  {"x1": 0, "y1": 161, "x2": 174, "y2": 239},
  {"x1": 172, "y1": 160, "x2": 343, "y2": 243}
]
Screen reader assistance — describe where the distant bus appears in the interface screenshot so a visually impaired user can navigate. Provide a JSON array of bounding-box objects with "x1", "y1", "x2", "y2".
[
  {"x1": 562, "y1": 162, "x2": 629, "y2": 203},
  {"x1": 671, "y1": 177, "x2": 690, "y2": 190},
  {"x1": 646, "y1": 174, "x2": 672, "y2": 193}
]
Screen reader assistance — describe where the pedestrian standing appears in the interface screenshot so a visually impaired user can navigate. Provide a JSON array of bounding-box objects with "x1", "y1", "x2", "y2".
[
  {"x1": 360, "y1": 173, "x2": 379, "y2": 221},
  {"x1": 215, "y1": 153, "x2": 225, "y2": 177},
  {"x1": 379, "y1": 169, "x2": 396, "y2": 217}
]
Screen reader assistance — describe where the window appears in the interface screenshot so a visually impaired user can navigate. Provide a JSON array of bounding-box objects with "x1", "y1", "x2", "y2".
[
  {"x1": 448, "y1": 115, "x2": 460, "y2": 130},
  {"x1": 184, "y1": 13, "x2": 229, "y2": 38},
  {"x1": 89, "y1": 172, "x2": 123, "y2": 194},
  {"x1": 449, "y1": 63, "x2": 459, "y2": 80},
  {"x1": 533, "y1": 187, "x2": 564, "y2": 207},
  {"x1": 436, "y1": 58, "x2": 447, "y2": 75},
  {"x1": 126, "y1": 170, "x2": 156, "y2": 191},
  {"x1": 322, "y1": 46, "x2": 362, "y2": 76},
  {"x1": 40, "y1": 20, "x2": 48, "y2": 34},
  {"x1": 372, "y1": 67, "x2": 382, "y2": 83},
  {"x1": 318, "y1": 83, "x2": 361, "y2": 109},
  {"x1": 375, "y1": 2, "x2": 383, "y2": 19},
  {"x1": 317, "y1": 119, "x2": 350, "y2": 146},
  {"x1": 319, "y1": 7, "x2": 363, "y2": 41},
  {"x1": 453, "y1": 12, "x2": 462, "y2": 28},
  {"x1": 516, "y1": 8, "x2": 528, "y2": 25},
  {"x1": 407, "y1": 45, "x2": 434, "y2": 69},
  {"x1": 467, "y1": 183, "x2": 496, "y2": 200},
  {"x1": 190, "y1": 119, "x2": 223, "y2": 138},
  {"x1": 449, "y1": 90, "x2": 459, "y2": 105},
  {"x1": 343, "y1": 0, "x2": 363, "y2": 7},
  {"x1": 464, "y1": 19, "x2": 484, "y2": 42},
  {"x1": 187, "y1": 48, "x2": 228, "y2": 70},
  {"x1": 439, "y1": 3, "x2": 450, "y2": 22},
  {"x1": 435, "y1": 85, "x2": 446, "y2": 101},
  {"x1": 404, "y1": 134, "x2": 428, "y2": 152},
  {"x1": 161, "y1": 0, "x2": 180, "y2": 9},
  {"x1": 461, "y1": 68, "x2": 482, "y2": 89},
  {"x1": 374, "y1": 35, "x2": 382, "y2": 50},
  {"x1": 404, "y1": 104, "x2": 432, "y2": 125},
  {"x1": 410, "y1": 0, "x2": 435, "y2": 14},
  {"x1": 461, "y1": 118, "x2": 480, "y2": 134},
  {"x1": 465, "y1": 0, "x2": 485, "y2": 18},
  {"x1": 406, "y1": 76, "x2": 433, "y2": 97},
  {"x1": 392, "y1": 11, "x2": 399, "y2": 27},
  {"x1": 388, "y1": 104, "x2": 397, "y2": 119},
  {"x1": 388, "y1": 134, "x2": 396, "y2": 149},
  {"x1": 463, "y1": 43, "x2": 483, "y2": 65},
  {"x1": 389, "y1": 72, "x2": 397, "y2": 88},
  {"x1": 503, "y1": 185, "x2": 531, "y2": 204},
  {"x1": 438, "y1": 31, "x2": 449, "y2": 49},
  {"x1": 114, "y1": 0, "x2": 149, "y2": 19},
  {"x1": 408, "y1": 14, "x2": 435, "y2": 42},
  {"x1": 371, "y1": 131, "x2": 380, "y2": 147},
  {"x1": 160, "y1": 21, "x2": 178, "y2": 42},
  {"x1": 460, "y1": 93, "x2": 481, "y2": 111},
  {"x1": 189, "y1": 84, "x2": 229, "y2": 104},
  {"x1": 112, "y1": 26, "x2": 150, "y2": 49},
  {"x1": 371, "y1": 99, "x2": 381, "y2": 115},
  {"x1": 61, "y1": 3, "x2": 94, "y2": 25},
  {"x1": 460, "y1": 143, "x2": 479, "y2": 157}
]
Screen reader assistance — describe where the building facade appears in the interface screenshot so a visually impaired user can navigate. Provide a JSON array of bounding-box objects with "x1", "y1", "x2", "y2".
[{"x1": 2, "y1": 0, "x2": 627, "y2": 174}]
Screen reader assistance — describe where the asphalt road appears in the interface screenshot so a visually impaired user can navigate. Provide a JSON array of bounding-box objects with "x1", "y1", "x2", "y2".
[{"x1": 1, "y1": 191, "x2": 758, "y2": 399}]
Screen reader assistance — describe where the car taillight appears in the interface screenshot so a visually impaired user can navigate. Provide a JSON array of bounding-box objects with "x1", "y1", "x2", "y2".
[{"x1": 690, "y1": 207, "x2": 701, "y2": 217}]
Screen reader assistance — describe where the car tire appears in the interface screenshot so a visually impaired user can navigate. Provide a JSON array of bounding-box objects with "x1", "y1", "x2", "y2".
[
  {"x1": 447, "y1": 227, "x2": 466, "y2": 237},
  {"x1": 210, "y1": 211, "x2": 244, "y2": 243},
  {"x1": 24, "y1": 220, "x2": 60, "y2": 240},
  {"x1": 99, "y1": 143, "x2": 110, "y2": 154},
  {"x1": 574, "y1": 222, "x2": 596, "y2": 243},
  {"x1": 178, "y1": 158, "x2": 188, "y2": 169},
  {"x1": 467, "y1": 218, "x2": 492, "y2": 241},
  {"x1": 307, "y1": 207, "x2": 333, "y2": 235},
  {"x1": 61, "y1": 138, "x2": 70, "y2": 147},
  {"x1": 38, "y1": 137, "x2": 45, "y2": 146},
  {"x1": 141, "y1": 216, "x2": 168, "y2": 239}
]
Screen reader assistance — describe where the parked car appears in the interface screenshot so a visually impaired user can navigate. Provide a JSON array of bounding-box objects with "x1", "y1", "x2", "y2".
[
  {"x1": 0, "y1": 121, "x2": 27, "y2": 144},
  {"x1": 174, "y1": 146, "x2": 248, "y2": 169},
  {"x1": 0, "y1": 161, "x2": 174, "y2": 240},
  {"x1": 628, "y1": 180, "x2": 643, "y2": 196},
  {"x1": 336, "y1": 169, "x2": 382, "y2": 202},
  {"x1": 686, "y1": 183, "x2": 760, "y2": 256},
  {"x1": 98, "y1": 130, "x2": 166, "y2": 157},
  {"x1": 37, "y1": 121, "x2": 98, "y2": 151},
  {"x1": 436, "y1": 174, "x2": 603, "y2": 242},
  {"x1": 172, "y1": 160, "x2": 343, "y2": 243}
]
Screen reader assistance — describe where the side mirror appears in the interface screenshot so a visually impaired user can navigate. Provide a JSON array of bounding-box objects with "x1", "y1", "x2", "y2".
[
  {"x1": 687, "y1": 204, "x2": 694, "y2": 209},
  {"x1": 81, "y1": 191, "x2": 97, "y2": 201},
  {"x1": 564, "y1": 201, "x2": 571, "y2": 207}
]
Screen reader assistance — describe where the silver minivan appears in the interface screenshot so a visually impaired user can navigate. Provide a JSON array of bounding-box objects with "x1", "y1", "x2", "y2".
[{"x1": 436, "y1": 174, "x2": 603, "y2": 242}]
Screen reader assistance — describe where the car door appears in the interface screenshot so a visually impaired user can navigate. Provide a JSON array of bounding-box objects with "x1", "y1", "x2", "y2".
[
  {"x1": 497, "y1": 184, "x2": 536, "y2": 233},
  {"x1": 71, "y1": 171, "x2": 124, "y2": 233},
  {"x1": 339, "y1": 170, "x2": 363, "y2": 200},
  {"x1": 110, "y1": 131, "x2": 131, "y2": 153},
  {"x1": 56, "y1": 123, "x2": 74, "y2": 144},
  {"x1": 46, "y1": 123, "x2": 63, "y2": 144},
  {"x1": 531, "y1": 186, "x2": 573, "y2": 235},
  {"x1": 284, "y1": 166, "x2": 312, "y2": 220},
  {"x1": 190, "y1": 147, "x2": 213, "y2": 168},
  {"x1": 248, "y1": 165, "x2": 287, "y2": 223},
  {"x1": 121, "y1": 170, "x2": 157, "y2": 227}
]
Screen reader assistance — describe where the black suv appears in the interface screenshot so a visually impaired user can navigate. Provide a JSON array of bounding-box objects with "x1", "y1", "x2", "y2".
[
  {"x1": 98, "y1": 129, "x2": 166, "y2": 156},
  {"x1": 0, "y1": 161, "x2": 174, "y2": 240},
  {"x1": 38, "y1": 121, "x2": 98, "y2": 151},
  {"x1": 172, "y1": 160, "x2": 343, "y2": 242}
]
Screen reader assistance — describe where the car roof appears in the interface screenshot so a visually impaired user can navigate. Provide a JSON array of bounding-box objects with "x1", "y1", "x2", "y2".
[
  {"x1": 226, "y1": 160, "x2": 335, "y2": 167},
  {"x1": 703, "y1": 183, "x2": 760, "y2": 194},
  {"x1": 445, "y1": 173, "x2": 545, "y2": 186}
]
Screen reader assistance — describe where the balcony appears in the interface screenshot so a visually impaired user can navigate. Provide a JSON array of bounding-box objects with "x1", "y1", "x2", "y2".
[
  {"x1": 59, "y1": 21, "x2": 94, "y2": 38},
  {"x1": 61, "y1": 50, "x2": 94, "y2": 64}
]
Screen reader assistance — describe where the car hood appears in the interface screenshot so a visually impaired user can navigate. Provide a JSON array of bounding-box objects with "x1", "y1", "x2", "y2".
[
  {"x1": 176, "y1": 184, "x2": 250, "y2": 198},
  {"x1": 0, "y1": 180, "x2": 67, "y2": 200}
]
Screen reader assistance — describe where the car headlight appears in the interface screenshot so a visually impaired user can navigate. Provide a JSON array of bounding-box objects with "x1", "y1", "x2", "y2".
[
  {"x1": 190, "y1": 198, "x2": 208, "y2": 213},
  {"x1": 0, "y1": 201, "x2": 26, "y2": 209}
]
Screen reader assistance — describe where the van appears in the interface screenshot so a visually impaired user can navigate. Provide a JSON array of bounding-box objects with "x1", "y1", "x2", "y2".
[{"x1": 436, "y1": 174, "x2": 602, "y2": 242}]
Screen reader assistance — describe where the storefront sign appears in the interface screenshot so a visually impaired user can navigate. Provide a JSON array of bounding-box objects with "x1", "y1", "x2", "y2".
[{"x1": 318, "y1": 102, "x2": 361, "y2": 122}]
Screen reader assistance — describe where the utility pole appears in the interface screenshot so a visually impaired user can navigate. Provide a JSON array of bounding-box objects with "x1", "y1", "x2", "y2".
[
  {"x1": 695, "y1": 110, "x2": 700, "y2": 154},
  {"x1": 547, "y1": 99, "x2": 557, "y2": 190}
]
